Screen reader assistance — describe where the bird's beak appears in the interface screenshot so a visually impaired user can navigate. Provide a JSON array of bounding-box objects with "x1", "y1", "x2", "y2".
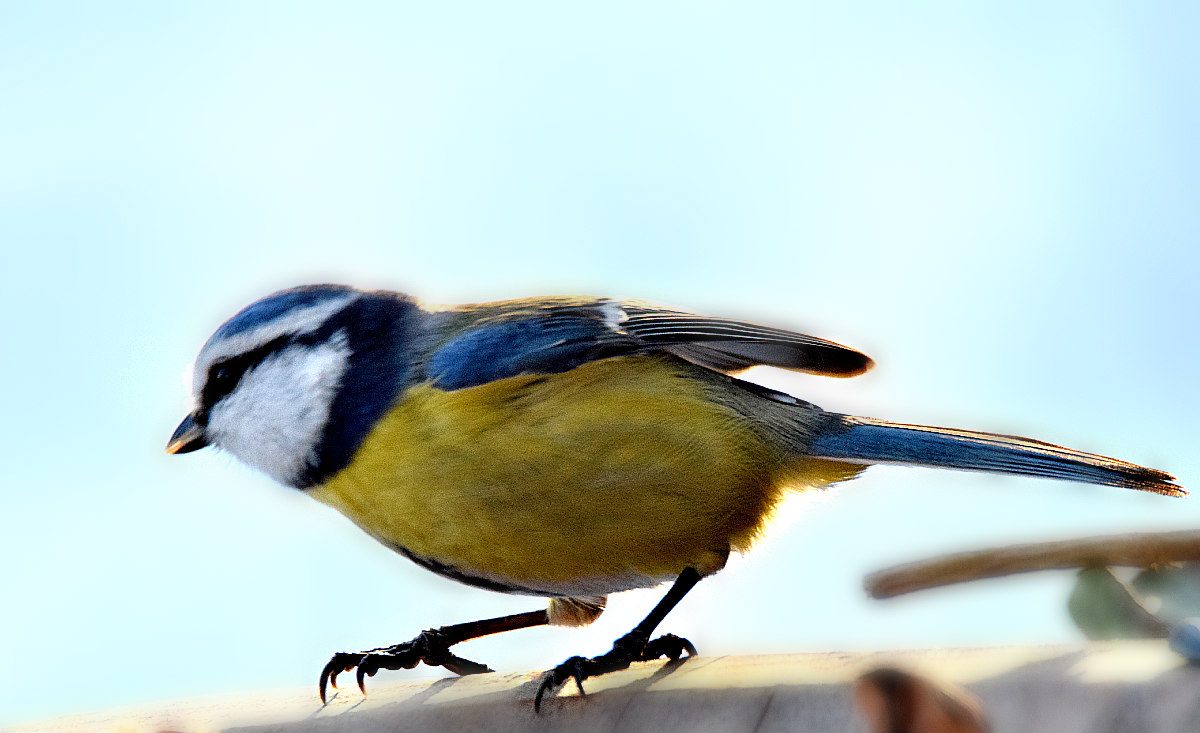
[{"x1": 166, "y1": 414, "x2": 209, "y2": 454}]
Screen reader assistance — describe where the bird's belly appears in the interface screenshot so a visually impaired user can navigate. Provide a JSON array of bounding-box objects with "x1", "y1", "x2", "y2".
[{"x1": 307, "y1": 357, "x2": 795, "y2": 596}]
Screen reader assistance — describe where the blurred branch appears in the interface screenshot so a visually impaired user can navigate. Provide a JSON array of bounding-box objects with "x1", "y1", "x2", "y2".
[{"x1": 865, "y1": 529, "x2": 1200, "y2": 600}]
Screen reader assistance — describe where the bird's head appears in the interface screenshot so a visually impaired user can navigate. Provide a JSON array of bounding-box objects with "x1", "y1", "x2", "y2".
[{"x1": 166, "y1": 284, "x2": 371, "y2": 488}]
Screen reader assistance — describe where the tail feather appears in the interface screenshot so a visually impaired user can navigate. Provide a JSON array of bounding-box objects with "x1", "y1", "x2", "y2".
[{"x1": 810, "y1": 416, "x2": 1184, "y2": 497}]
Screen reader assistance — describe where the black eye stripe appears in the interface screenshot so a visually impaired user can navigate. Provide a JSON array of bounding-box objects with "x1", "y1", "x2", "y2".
[
  {"x1": 197, "y1": 335, "x2": 292, "y2": 421},
  {"x1": 207, "y1": 357, "x2": 251, "y2": 396}
]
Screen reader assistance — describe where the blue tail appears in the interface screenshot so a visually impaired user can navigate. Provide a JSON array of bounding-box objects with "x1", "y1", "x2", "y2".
[{"x1": 810, "y1": 416, "x2": 1183, "y2": 496}]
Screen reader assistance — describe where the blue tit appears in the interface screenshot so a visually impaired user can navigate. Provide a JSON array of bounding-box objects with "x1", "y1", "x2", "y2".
[{"x1": 166, "y1": 284, "x2": 1183, "y2": 708}]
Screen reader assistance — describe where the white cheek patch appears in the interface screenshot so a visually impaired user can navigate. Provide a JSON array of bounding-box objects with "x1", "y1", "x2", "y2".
[{"x1": 207, "y1": 331, "x2": 351, "y2": 486}]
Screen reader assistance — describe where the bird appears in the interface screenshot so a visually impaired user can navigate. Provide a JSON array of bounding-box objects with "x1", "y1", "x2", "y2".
[{"x1": 166, "y1": 284, "x2": 1183, "y2": 709}]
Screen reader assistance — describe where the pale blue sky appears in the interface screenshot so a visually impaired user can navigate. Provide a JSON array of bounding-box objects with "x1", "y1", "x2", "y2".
[{"x1": 2, "y1": 1, "x2": 1198, "y2": 725}]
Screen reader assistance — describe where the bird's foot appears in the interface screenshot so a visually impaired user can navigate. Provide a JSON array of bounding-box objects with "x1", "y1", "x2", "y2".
[
  {"x1": 533, "y1": 630, "x2": 696, "y2": 712},
  {"x1": 318, "y1": 629, "x2": 493, "y2": 703}
]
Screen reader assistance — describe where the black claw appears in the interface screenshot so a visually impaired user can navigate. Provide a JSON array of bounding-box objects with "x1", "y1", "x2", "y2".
[
  {"x1": 318, "y1": 670, "x2": 331, "y2": 705},
  {"x1": 533, "y1": 656, "x2": 583, "y2": 712},
  {"x1": 441, "y1": 653, "x2": 495, "y2": 676},
  {"x1": 316, "y1": 631, "x2": 494, "y2": 701},
  {"x1": 642, "y1": 633, "x2": 697, "y2": 662},
  {"x1": 572, "y1": 672, "x2": 588, "y2": 697},
  {"x1": 533, "y1": 671, "x2": 560, "y2": 711},
  {"x1": 533, "y1": 633, "x2": 696, "y2": 713},
  {"x1": 319, "y1": 652, "x2": 364, "y2": 704}
]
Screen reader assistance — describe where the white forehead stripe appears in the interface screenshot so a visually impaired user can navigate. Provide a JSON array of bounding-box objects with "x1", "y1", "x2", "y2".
[{"x1": 192, "y1": 293, "x2": 358, "y2": 402}]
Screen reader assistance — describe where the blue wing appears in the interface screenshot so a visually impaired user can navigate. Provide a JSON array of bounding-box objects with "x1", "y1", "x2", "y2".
[
  {"x1": 426, "y1": 298, "x2": 873, "y2": 390},
  {"x1": 426, "y1": 302, "x2": 636, "y2": 390}
]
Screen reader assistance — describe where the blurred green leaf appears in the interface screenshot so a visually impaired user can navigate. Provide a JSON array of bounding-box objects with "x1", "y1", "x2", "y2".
[
  {"x1": 1132, "y1": 564, "x2": 1200, "y2": 626},
  {"x1": 1067, "y1": 567, "x2": 1169, "y2": 640}
]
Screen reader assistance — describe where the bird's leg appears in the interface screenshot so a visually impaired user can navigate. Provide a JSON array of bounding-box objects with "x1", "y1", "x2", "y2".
[
  {"x1": 319, "y1": 609, "x2": 549, "y2": 703},
  {"x1": 534, "y1": 567, "x2": 702, "y2": 711}
]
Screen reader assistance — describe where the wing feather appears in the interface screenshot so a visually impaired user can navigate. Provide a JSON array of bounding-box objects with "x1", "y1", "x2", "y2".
[
  {"x1": 621, "y1": 306, "x2": 873, "y2": 377},
  {"x1": 425, "y1": 298, "x2": 873, "y2": 389}
]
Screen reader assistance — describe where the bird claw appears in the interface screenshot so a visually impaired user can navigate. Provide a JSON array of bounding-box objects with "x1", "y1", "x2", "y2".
[
  {"x1": 317, "y1": 629, "x2": 494, "y2": 704},
  {"x1": 318, "y1": 651, "x2": 362, "y2": 700},
  {"x1": 533, "y1": 631, "x2": 696, "y2": 712},
  {"x1": 643, "y1": 633, "x2": 697, "y2": 661}
]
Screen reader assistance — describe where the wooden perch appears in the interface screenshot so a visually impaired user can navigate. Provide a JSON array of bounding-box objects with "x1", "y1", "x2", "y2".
[{"x1": 864, "y1": 528, "x2": 1200, "y2": 599}]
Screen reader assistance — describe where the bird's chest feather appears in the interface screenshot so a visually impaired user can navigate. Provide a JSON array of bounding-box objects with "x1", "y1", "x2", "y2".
[{"x1": 307, "y1": 356, "x2": 789, "y2": 594}]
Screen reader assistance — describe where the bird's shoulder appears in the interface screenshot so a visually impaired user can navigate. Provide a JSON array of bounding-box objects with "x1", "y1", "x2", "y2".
[{"x1": 416, "y1": 296, "x2": 630, "y2": 391}]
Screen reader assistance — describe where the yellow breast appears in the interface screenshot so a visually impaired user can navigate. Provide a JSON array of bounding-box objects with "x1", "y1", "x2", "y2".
[{"x1": 307, "y1": 355, "x2": 840, "y2": 595}]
